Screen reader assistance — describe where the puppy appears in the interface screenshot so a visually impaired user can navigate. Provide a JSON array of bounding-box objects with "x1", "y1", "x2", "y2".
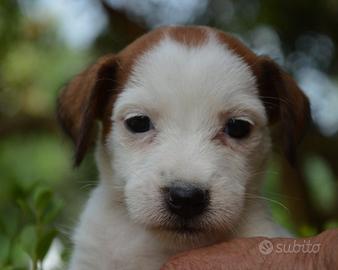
[{"x1": 57, "y1": 26, "x2": 309, "y2": 270}]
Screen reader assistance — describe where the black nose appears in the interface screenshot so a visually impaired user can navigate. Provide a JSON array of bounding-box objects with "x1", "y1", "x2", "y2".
[{"x1": 165, "y1": 185, "x2": 209, "y2": 218}]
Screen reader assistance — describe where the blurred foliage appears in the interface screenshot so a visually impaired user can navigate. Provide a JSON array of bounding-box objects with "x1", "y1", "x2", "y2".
[
  {"x1": 0, "y1": 0, "x2": 337, "y2": 269},
  {"x1": 0, "y1": 185, "x2": 63, "y2": 269}
]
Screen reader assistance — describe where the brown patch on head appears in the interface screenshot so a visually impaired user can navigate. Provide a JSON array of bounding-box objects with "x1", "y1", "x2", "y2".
[
  {"x1": 111, "y1": 25, "x2": 208, "y2": 90},
  {"x1": 168, "y1": 26, "x2": 208, "y2": 47}
]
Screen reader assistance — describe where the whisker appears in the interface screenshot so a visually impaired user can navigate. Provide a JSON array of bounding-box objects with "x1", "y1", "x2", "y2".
[{"x1": 244, "y1": 193, "x2": 289, "y2": 211}]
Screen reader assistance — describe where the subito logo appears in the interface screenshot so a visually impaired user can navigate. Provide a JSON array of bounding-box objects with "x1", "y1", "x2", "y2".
[{"x1": 258, "y1": 240, "x2": 273, "y2": 255}]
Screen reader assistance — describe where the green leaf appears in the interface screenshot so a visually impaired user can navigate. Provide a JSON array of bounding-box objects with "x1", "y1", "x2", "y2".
[
  {"x1": 8, "y1": 241, "x2": 30, "y2": 269},
  {"x1": 33, "y1": 187, "x2": 52, "y2": 216},
  {"x1": 36, "y1": 229, "x2": 57, "y2": 261},
  {"x1": 18, "y1": 225, "x2": 37, "y2": 256}
]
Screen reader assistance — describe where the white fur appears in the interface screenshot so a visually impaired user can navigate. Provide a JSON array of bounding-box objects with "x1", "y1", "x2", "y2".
[{"x1": 69, "y1": 33, "x2": 288, "y2": 270}]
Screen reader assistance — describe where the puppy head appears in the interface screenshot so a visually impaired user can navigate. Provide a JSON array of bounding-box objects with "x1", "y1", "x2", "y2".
[{"x1": 58, "y1": 26, "x2": 309, "y2": 243}]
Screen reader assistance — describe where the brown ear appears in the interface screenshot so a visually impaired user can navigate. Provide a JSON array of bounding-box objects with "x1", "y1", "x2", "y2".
[
  {"x1": 255, "y1": 57, "x2": 310, "y2": 164},
  {"x1": 57, "y1": 54, "x2": 117, "y2": 166}
]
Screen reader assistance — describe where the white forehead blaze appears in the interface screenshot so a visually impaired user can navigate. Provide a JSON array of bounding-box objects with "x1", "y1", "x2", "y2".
[{"x1": 113, "y1": 33, "x2": 267, "y2": 129}]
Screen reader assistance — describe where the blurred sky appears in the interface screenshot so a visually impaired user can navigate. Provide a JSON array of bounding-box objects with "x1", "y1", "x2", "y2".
[{"x1": 19, "y1": 0, "x2": 338, "y2": 136}]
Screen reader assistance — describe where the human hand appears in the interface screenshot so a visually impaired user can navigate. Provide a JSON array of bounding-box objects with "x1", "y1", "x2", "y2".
[{"x1": 161, "y1": 229, "x2": 338, "y2": 270}]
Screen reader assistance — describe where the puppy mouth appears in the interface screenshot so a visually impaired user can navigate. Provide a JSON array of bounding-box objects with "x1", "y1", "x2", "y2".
[
  {"x1": 151, "y1": 225, "x2": 203, "y2": 237},
  {"x1": 152, "y1": 217, "x2": 205, "y2": 235},
  {"x1": 166, "y1": 224, "x2": 202, "y2": 234}
]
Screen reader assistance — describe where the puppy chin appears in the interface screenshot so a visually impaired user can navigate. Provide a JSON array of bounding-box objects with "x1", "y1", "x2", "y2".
[
  {"x1": 150, "y1": 223, "x2": 230, "y2": 250},
  {"x1": 134, "y1": 212, "x2": 232, "y2": 249}
]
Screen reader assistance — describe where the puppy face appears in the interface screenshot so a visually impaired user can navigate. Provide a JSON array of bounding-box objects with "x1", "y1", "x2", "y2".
[
  {"x1": 57, "y1": 26, "x2": 309, "y2": 243},
  {"x1": 110, "y1": 35, "x2": 269, "y2": 236}
]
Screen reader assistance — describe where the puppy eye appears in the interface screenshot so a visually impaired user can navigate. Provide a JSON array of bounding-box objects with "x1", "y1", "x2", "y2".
[
  {"x1": 125, "y1": 115, "x2": 153, "y2": 133},
  {"x1": 224, "y1": 118, "x2": 252, "y2": 139}
]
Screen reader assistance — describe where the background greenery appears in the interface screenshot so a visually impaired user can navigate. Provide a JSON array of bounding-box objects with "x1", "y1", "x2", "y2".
[{"x1": 0, "y1": 0, "x2": 337, "y2": 269}]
